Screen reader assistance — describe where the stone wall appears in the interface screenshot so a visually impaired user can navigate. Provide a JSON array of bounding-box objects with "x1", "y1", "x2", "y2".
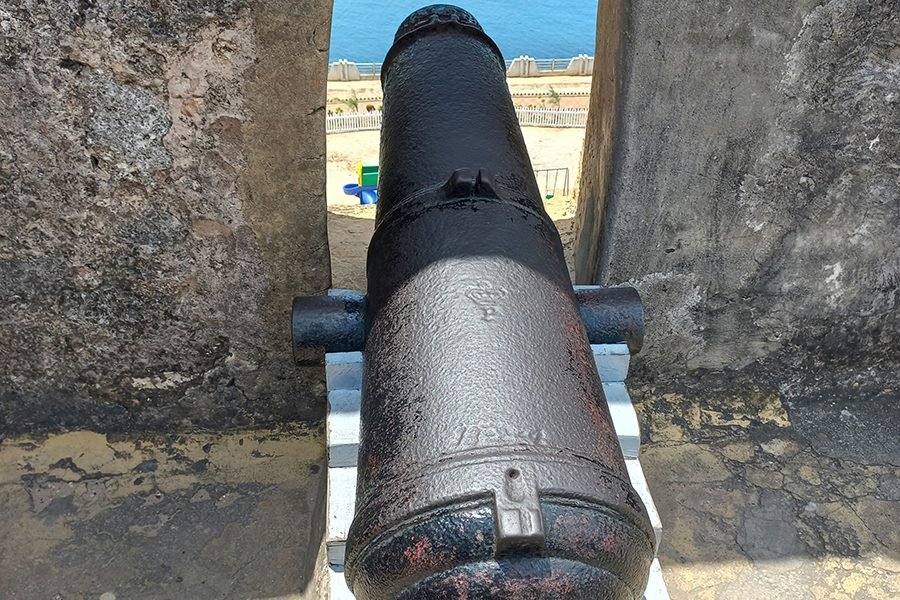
[
  {"x1": 575, "y1": 0, "x2": 900, "y2": 451},
  {"x1": 0, "y1": 0, "x2": 334, "y2": 434}
]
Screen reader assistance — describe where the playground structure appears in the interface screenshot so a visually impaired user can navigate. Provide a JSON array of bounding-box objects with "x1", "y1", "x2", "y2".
[
  {"x1": 535, "y1": 166, "x2": 570, "y2": 199},
  {"x1": 342, "y1": 162, "x2": 378, "y2": 204}
]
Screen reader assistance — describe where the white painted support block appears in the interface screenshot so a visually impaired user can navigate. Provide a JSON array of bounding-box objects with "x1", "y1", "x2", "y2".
[
  {"x1": 328, "y1": 565, "x2": 353, "y2": 600},
  {"x1": 326, "y1": 352, "x2": 363, "y2": 391},
  {"x1": 643, "y1": 559, "x2": 671, "y2": 600},
  {"x1": 625, "y1": 459, "x2": 662, "y2": 552},
  {"x1": 327, "y1": 390, "x2": 361, "y2": 468},
  {"x1": 327, "y1": 466, "x2": 357, "y2": 566},
  {"x1": 602, "y1": 382, "x2": 641, "y2": 459},
  {"x1": 592, "y1": 343, "x2": 631, "y2": 382}
]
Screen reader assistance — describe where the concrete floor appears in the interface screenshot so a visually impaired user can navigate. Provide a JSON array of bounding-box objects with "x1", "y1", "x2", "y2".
[{"x1": 1, "y1": 391, "x2": 898, "y2": 599}]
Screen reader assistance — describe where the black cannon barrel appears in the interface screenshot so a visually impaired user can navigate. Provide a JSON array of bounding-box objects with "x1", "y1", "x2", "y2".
[{"x1": 342, "y1": 5, "x2": 656, "y2": 599}]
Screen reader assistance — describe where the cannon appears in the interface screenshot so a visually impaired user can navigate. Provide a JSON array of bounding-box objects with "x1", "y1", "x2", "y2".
[{"x1": 292, "y1": 5, "x2": 655, "y2": 598}]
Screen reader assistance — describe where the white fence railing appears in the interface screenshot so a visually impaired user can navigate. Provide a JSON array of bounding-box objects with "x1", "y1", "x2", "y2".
[
  {"x1": 326, "y1": 108, "x2": 588, "y2": 134},
  {"x1": 515, "y1": 108, "x2": 587, "y2": 128},
  {"x1": 328, "y1": 55, "x2": 593, "y2": 81},
  {"x1": 326, "y1": 111, "x2": 383, "y2": 134},
  {"x1": 355, "y1": 62, "x2": 381, "y2": 78},
  {"x1": 532, "y1": 58, "x2": 570, "y2": 72}
]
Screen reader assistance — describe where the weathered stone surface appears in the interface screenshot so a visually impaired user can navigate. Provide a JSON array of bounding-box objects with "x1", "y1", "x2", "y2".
[
  {"x1": 635, "y1": 391, "x2": 900, "y2": 600},
  {"x1": 575, "y1": 0, "x2": 900, "y2": 461},
  {"x1": 0, "y1": 427, "x2": 327, "y2": 599},
  {"x1": 0, "y1": 0, "x2": 333, "y2": 433}
]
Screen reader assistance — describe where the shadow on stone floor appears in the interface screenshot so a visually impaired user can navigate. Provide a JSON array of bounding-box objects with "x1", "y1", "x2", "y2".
[{"x1": 0, "y1": 426, "x2": 327, "y2": 600}]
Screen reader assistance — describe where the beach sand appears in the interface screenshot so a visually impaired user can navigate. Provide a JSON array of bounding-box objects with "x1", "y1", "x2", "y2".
[{"x1": 327, "y1": 126, "x2": 586, "y2": 289}]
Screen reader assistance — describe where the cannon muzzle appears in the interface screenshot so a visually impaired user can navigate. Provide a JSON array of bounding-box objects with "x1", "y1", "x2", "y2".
[{"x1": 295, "y1": 5, "x2": 655, "y2": 598}]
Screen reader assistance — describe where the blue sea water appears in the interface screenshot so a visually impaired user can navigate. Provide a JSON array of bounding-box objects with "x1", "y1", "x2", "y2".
[{"x1": 329, "y1": 1, "x2": 598, "y2": 63}]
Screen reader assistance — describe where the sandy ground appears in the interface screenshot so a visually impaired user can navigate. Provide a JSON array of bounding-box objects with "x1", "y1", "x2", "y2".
[{"x1": 326, "y1": 126, "x2": 586, "y2": 289}]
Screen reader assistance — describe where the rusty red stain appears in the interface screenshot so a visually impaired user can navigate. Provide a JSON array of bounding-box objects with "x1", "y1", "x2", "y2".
[{"x1": 402, "y1": 536, "x2": 437, "y2": 569}]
